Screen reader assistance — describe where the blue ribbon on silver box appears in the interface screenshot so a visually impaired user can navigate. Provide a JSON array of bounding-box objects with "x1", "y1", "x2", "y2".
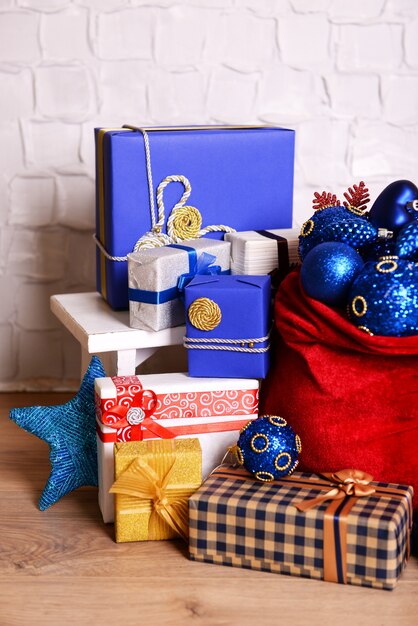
[{"x1": 128, "y1": 244, "x2": 228, "y2": 306}]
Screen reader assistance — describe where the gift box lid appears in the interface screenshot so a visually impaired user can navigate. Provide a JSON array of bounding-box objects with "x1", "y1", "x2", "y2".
[
  {"x1": 128, "y1": 239, "x2": 230, "y2": 269},
  {"x1": 95, "y1": 372, "x2": 259, "y2": 398},
  {"x1": 185, "y1": 275, "x2": 271, "y2": 340},
  {"x1": 95, "y1": 373, "x2": 260, "y2": 436},
  {"x1": 97, "y1": 126, "x2": 295, "y2": 256}
]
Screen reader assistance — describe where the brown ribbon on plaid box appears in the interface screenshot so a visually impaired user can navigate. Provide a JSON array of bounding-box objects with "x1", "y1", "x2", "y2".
[{"x1": 212, "y1": 466, "x2": 413, "y2": 585}]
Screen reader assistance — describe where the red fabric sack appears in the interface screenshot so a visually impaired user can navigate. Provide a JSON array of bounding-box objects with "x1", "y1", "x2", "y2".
[{"x1": 260, "y1": 270, "x2": 418, "y2": 510}]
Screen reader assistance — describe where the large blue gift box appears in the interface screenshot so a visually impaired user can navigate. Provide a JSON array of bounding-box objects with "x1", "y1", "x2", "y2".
[
  {"x1": 95, "y1": 125, "x2": 295, "y2": 310},
  {"x1": 184, "y1": 275, "x2": 271, "y2": 379}
]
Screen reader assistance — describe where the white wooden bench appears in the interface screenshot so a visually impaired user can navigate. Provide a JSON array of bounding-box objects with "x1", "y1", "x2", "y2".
[{"x1": 50, "y1": 292, "x2": 185, "y2": 376}]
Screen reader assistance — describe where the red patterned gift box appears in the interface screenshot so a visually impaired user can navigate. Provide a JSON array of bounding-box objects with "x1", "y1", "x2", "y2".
[{"x1": 95, "y1": 373, "x2": 259, "y2": 523}]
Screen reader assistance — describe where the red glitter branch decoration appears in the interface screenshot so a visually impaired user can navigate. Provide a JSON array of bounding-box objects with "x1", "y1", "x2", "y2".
[
  {"x1": 343, "y1": 181, "x2": 370, "y2": 212},
  {"x1": 312, "y1": 191, "x2": 340, "y2": 211}
]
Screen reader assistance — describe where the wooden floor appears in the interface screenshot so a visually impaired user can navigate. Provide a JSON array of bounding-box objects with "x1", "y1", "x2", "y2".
[{"x1": 1, "y1": 393, "x2": 417, "y2": 626}]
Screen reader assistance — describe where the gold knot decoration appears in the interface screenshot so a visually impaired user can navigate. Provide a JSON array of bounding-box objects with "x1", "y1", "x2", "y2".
[
  {"x1": 134, "y1": 174, "x2": 235, "y2": 251},
  {"x1": 295, "y1": 468, "x2": 376, "y2": 512},
  {"x1": 110, "y1": 453, "x2": 198, "y2": 541},
  {"x1": 188, "y1": 297, "x2": 222, "y2": 331},
  {"x1": 170, "y1": 204, "x2": 202, "y2": 240}
]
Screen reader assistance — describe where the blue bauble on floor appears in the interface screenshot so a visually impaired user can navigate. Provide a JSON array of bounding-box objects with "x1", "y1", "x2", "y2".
[
  {"x1": 236, "y1": 416, "x2": 301, "y2": 482},
  {"x1": 300, "y1": 242, "x2": 364, "y2": 308}
]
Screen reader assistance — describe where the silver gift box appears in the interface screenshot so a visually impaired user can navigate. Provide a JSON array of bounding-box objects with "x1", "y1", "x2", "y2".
[{"x1": 128, "y1": 239, "x2": 231, "y2": 332}]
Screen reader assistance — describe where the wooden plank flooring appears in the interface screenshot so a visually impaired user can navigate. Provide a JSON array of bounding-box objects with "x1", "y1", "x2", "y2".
[{"x1": 1, "y1": 392, "x2": 417, "y2": 626}]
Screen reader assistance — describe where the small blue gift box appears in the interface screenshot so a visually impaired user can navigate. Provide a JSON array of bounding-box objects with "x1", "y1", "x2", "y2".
[
  {"x1": 184, "y1": 275, "x2": 271, "y2": 379},
  {"x1": 95, "y1": 125, "x2": 295, "y2": 310}
]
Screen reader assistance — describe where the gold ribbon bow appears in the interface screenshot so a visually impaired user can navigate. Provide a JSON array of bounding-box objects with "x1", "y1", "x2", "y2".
[
  {"x1": 110, "y1": 455, "x2": 199, "y2": 541},
  {"x1": 296, "y1": 469, "x2": 375, "y2": 512}
]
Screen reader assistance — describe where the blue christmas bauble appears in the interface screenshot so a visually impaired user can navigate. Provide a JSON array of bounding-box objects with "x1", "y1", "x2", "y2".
[
  {"x1": 361, "y1": 237, "x2": 397, "y2": 262},
  {"x1": 348, "y1": 257, "x2": 418, "y2": 336},
  {"x1": 301, "y1": 242, "x2": 364, "y2": 307},
  {"x1": 395, "y1": 221, "x2": 418, "y2": 260},
  {"x1": 236, "y1": 416, "x2": 301, "y2": 481},
  {"x1": 320, "y1": 218, "x2": 377, "y2": 250},
  {"x1": 369, "y1": 180, "x2": 418, "y2": 233},
  {"x1": 298, "y1": 205, "x2": 365, "y2": 260}
]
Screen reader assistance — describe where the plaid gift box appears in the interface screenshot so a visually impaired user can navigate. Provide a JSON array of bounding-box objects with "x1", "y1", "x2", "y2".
[{"x1": 189, "y1": 467, "x2": 413, "y2": 590}]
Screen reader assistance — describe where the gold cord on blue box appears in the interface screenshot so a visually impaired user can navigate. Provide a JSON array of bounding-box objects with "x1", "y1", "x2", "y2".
[{"x1": 9, "y1": 356, "x2": 105, "y2": 510}]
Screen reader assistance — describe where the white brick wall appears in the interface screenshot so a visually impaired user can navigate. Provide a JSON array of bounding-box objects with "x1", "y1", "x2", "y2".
[{"x1": 1, "y1": 1, "x2": 418, "y2": 390}]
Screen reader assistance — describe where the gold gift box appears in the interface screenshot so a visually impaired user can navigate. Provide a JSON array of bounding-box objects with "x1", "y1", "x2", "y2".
[{"x1": 111, "y1": 438, "x2": 202, "y2": 543}]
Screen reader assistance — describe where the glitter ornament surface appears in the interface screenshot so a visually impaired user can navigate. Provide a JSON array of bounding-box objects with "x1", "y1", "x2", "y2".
[
  {"x1": 369, "y1": 180, "x2": 418, "y2": 233},
  {"x1": 362, "y1": 238, "x2": 396, "y2": 262},
  {"x1": 321, "y1": 219, "x2": 377, "y2": 249},
  {"x1": 348, "y1": 258, "x2": 418, "y2": 337},
  {"x1": 236, "y1": 416, "x2": 301, "y2": 481},
  {"x1": 298, "y1": 205, "x2": 362, "y2": 260},
  {"x1": 395, "y1": 222, "x2": 418, "y2": 260},
  {"x1": 301, "y1": 242, "x2": 364, "y2": 308},
  {"x1": 10, "y1": 356, "x2": 105, "y2": 510}
]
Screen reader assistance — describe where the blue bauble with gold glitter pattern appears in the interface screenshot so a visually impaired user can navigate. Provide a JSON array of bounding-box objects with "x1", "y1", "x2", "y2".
[
  {"x1": 299, "y1": 205, "x2": 364, "y2": 260},
  {"x1": 348, "y1": 257, "x2": 418, "y2": 337},
  {"x1": 236, "y1": 416, "x2": 301, "y2": 482}
]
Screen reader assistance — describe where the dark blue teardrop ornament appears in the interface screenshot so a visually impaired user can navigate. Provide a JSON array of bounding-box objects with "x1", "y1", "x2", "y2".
[{"x1": 369, "y1": 180, "x2": 418, "y2": 233}]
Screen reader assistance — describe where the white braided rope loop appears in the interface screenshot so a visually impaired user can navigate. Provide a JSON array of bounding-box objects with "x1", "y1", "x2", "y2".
[
  {"x1": 183, "y1": 343, "x2": 270, "y2": 354},
  {"x1": 133, "y1": 231, "x2": 171, "y2": 252},
  {"x1": 93, "y1": 234, "x2": 128, "y2": 262},
  {"x1": 142, "y1": 130, "x2": 157, "y2": 229},
  {"x1": 183, "y1": 331, "x2": 271, "y2": 353},
  {"x1": 158, "y1": 174, "x2": 192, "y2": 222},
  {"x1": 184, "y1": 332, "x2": 271, "y2": 345}
]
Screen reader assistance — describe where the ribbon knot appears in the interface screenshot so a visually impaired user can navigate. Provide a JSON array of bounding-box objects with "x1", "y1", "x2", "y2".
[
  {"x1": 177, "y1": 251, "x2": 222, "y2": 294},
  {"x1": 110, "y1": 451, "x2": 200, "y2": 540},
  {"x1": 296, "y1": 469, "x2": 376, "y2": 512},
  {"x1": 154, "y1": 493, "x2": 170, "y2": 511},
  {"x1": 101, "y1": 389, "x2": 176, "y2": 441}
]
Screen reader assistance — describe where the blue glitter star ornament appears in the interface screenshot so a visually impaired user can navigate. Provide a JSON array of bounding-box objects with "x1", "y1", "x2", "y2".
[
  {"x1": 10, "y1": 355, "x2": 105, "y2": 510},
  {"x1": 235, "y1": 416, "x2": 301, "y2": 482}
]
